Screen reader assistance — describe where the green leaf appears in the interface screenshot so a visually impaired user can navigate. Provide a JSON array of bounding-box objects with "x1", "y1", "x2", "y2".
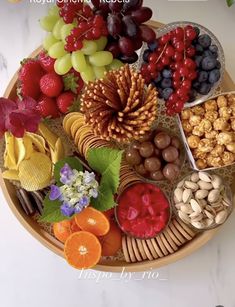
[
  {"x1": 39, "y1": 194, "x2": 70, "y2": 223},
  {"x1": 54, "y1": 157, "x2": 83, "y2": 185},
  {"x1": 227, "y1": 0, "x2": 235, "y2": 6},
  {"x1": 87, "y1": 148, "x2": 123, "y2": 211}
]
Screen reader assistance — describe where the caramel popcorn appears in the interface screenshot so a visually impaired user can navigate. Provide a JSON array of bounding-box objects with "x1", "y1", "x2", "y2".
[
  {"x1": 193, "y1": 148, "x2": 207, "y2": 160},
  {"x1": 217, "y1": 132, "x2": 234, "y2": 145},
  {"x1": 181, "y1": 109, "x2": 193, "y2": 120},
  {"x1": 204, "y1": 100, "x2": 217, "y2": 111},
  {"x1": 191, "y1": 106, "x2": 205, "y2": 116},
  {"x1": 196, "y1": 159, "x2": 207, "y2": 170},
  {"x1": 187, "y1": 135, "x2": 200, "y2": 149},
  {"x1": 205, "y1": 130, "x2": 218, "y2": 139},
  {"x1": 206, "y1": 155, "x2": 223, "y2": 167},
  {"x1": 198, "y1": 138, "x2": 216, "y2": 153},
  {"x1": 217, "y1": 95, "x2": 227, "y2": 108},
  {"x1": 189, "y1": 115, "x2": 201, "y2": 126},
  {"x1": 213, "y1": 118, "x2": 230, "y2": 131},
  {"x1": 222, "y1": 151, "x2": 235, "y2": 165},
  {"x1": 182, "y1": 120, "x2": 193, "y2": 134},
  {"x1": 198, "y1": 119, "x2": 212, "y2": 133},
  {"x1": 204, "y1": 111, "x2": 218, "y2": 122},
  {"x1": 227, "y1": 94, "x2": 235, "y2": 105},
  {"x1": 192, "y1": 126, "x2": 204, "y2": 137},
  {"x1": 211, "y1": 144, "x2": 225, "y2": 157},
  {"x1": 226, "y1": 143, "x2": 235, "y2": 154},
  {"x1": 219, "y1": 106, "x2": 232, "y2": 120},
  {"x1": 231, "y1": 118, "x2": 235, "y2": 131}
]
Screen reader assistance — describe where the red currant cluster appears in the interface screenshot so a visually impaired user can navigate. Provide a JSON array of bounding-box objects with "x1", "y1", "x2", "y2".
[
  {"x1": 57, "y1": 1, "x2": 107, "y2": 52},
  {"x1": 141, "y1": 25, "x2": 198, "y2": 115}
]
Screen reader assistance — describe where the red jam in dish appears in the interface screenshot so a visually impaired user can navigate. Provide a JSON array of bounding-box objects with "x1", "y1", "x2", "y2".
[{"x1": 116, "y1": 183, "x2": 170, "y2": 239}]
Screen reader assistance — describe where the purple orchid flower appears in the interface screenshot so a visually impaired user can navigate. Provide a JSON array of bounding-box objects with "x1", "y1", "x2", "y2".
[
  {"x1": 60, "y1": 202, "x2": 75, "y2": 217},
  {"x1": 49, "y1": 185, "x2": 61, "y2": 201},
  {"x1": 60, "y1": 163, "x2": 74, "y2": 185},
  {"x1": 79, "y1": 196, "x2": 89, "y2": 207}
]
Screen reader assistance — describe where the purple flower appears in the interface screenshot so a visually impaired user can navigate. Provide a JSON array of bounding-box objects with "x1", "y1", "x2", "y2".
[
  {"x1": 74, "y1": 203, "x2": 83, "y2": 214},
  {"x1": 83, "y1": 171, "x2": 96, "y2": 184},
  {"x1": 60, "y1": 202, "x2": 75, "y2": 217},
  {"x1": 60, "y1": 163, "x2": 74, "y2": 185},
  {"x1": 90, "y1": 189, "x2": 98, "y2": 198},
  {"x1": 49, "y1": 185, "x2": 61, "y2": 201},
  {"x1": 79, "y1": 196, "x2": 89, "y2": 207}
]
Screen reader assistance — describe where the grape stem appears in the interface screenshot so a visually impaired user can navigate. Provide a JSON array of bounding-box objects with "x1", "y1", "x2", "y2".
[
  {"x1": 154, "y1": 42, "x2": 168, "y2": 64},
  {"x1": 76, "y1": 12, "x2": 88, "y2": 21}
]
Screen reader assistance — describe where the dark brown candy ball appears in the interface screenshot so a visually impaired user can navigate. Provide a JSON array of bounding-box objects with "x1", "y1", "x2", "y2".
[
  {"x1": 162, "y1": 146, "x2": 179, "y2": 162},
  {"x1": 154, "y1": 132, "x2": 171, "y2": 149},
  {"x1": 171, "y1": 136, "x2": 181, "y2": 149},
  {"x1": 125, "y1": 148, "x2": 142, "y2": 166},
  {"x1": 150, "y1": 170, "x2": 164, "y2": 181},
  {"x1": 139, "y1": 141, "x2": 155, "y2": 158},
  {"x1": 135, "y1": 163, "x2": 148, "y2": 176},
  {"x1": 163, "y1": 163, "x2": 180, "y2": 181},
  {"x1": 144, "y1": 157, "x2": 161, "y2": 172},
  {"x1": 131, "y1": 140, "x2": 140, "y2": 150},
  {"x1": 138, "y1": 131, "x2": 153, "y2": 142}
]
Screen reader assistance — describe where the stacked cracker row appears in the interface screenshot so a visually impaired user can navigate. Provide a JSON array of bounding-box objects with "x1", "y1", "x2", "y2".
[{"x1": 122, "y1": 218, "x2": 197, "y2": 262}]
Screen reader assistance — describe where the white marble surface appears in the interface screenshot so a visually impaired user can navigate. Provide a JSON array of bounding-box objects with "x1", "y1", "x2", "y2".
[{"x1": 1, "y1": 1, "x2": 235, "y2": 306}]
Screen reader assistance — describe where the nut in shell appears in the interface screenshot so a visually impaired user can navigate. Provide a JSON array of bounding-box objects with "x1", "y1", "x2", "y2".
[
  {"x1": 174, "y1": 188, "x2": 183, "y2": 203},
  {"x1": 191, "y1": 213, "x2": 203, "y2": 222},
  {"x1": 182, "y1": 189, "x2": 192, "y2": 203},
  {"x1": 204, "y1": 210, "x2": 215, "y2": 220},
  {"x1": 180, "y1": 204, "x2": 193, "y2": 214},
  {"x1": 215, "y1": 210, "x2": 228, "y2": 224},
  {"x1": 191, "y1": 221, "x2": 203, "y2": 229},
  {"x1": 184, "y1": 180, "x2": 199, "y2": 191},
  {"x1": 198, "y1": 172, "x2": 212, "y2": 183},
  {"x1": 198, "y1": 180, "x2": 213, "y2": 190},
  {"x1": 190, "y1": 172, "x2": 199, "y2": 183},
  {"x1": 195, "y1": 189, "x2": 209, "y2": 199},
  {"x1": 190, "y1": 199, "x2": 202, "y2": 214},
  {"x1": 208, "y1": 189, "x2": 221, "y2": 203},
  {"x1": 211, "y1": 174, "x2": 222, "y2": 189},
  {"x1": 178, "y1": 211, "x2": 190, "y2": 223}
]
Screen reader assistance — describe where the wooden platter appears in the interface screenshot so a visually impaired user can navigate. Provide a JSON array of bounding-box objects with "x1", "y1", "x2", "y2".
[{"x1": 1, "y1": 20, "x2": 235, "y2": 272}]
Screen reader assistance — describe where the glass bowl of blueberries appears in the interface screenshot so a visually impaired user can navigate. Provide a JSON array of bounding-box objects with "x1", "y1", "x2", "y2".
[{"x1": 139, "y1": 21, "x2": 225, "y2": 113}]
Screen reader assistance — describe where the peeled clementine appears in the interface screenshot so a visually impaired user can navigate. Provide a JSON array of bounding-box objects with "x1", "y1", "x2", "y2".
[
  {"x1": 75, "y1": 207, "x2": 110, "y2": 236},
  {"x1": 53, "y1": 218, "x2": 81, "y2": 243},
  {"x1": 64, "y1": 231, "x2": 101, "y2": 269},
  {"x1": 99, "y1": 222, "x2": 122, "y2": 256}
]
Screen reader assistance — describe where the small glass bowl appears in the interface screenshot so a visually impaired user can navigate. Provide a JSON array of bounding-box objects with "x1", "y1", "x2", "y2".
[
  {"x1": 172, "y1": 171, "x2": 234, "y2": 231},
  {"x1": 115, "y1": 182, "x2": 172, "y2": 239},
  {"x1": 138, "y1": 21, "x2": 225, "y2": 108},
  {"x1": 124, "y1": 126, "x2": 186, "y2": 183}
]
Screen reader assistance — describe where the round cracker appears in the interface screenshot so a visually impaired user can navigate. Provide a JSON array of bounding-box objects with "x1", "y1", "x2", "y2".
[
  {"x1": 63, "y1": 113, "x2": 83, "y2": 135},
  {"x1": 131, "y1": 237, "x2": 142, "y2": 262},
  {"x1": 146, "y1": 239, "x2": 158, "y2": 259},
  {"x1": 122, "y1": 236, "x2": 131, "y2": 263},
  {"x1": 165, "y1": 226, "x2": 182, "y2": 247},
  {"x1": 176, "y1": 218, "x2": 196, "y2": 237},
  {"x1": 150, "y1": 238, "x2": 164, "y2": 258},
  {"x1": 142, "y1": 240, "x2": 153, "y2": 261},
  {"x1": 169, "y1": 222, "x2": 186, "y2": 245},
  {"x1": 173, "y1": 219, "x2": 192, "y2": 241},
  {"x1": 70, "y1": 118, "x2": 85, "y2": 139},
  {"x1": 136, "y1": 239, "x2": 147, "y2": 260},
  {"x1": 155, "y1": 235, "x2": 169, "y2": 256},
  {"x1": 159, "y1": 233, "x2": 174, "y2": 254},
  {"x1": 163, "y1": 231, "x2": 178, "y2": 252},
  {"x1": 126, "y1": 236, "x2": 136, "y2": 263}
]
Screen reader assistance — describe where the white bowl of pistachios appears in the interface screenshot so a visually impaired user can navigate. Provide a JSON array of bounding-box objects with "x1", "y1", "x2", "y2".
[{"x1": 172, "y1": 171, "x2": 233, "y2": 231}]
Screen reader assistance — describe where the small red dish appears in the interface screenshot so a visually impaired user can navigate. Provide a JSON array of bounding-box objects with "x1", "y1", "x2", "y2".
[{"x1": 115, "y1": 182, "x2": 171, "y2": 239}]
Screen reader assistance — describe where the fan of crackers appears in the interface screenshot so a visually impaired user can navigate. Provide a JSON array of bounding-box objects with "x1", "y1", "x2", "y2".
[{"x1": 80, "y1": 65, "x2": 158, "y2": 143}]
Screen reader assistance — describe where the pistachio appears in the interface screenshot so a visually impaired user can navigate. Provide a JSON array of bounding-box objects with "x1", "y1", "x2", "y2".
[
  {"x1": 198, "y1": 180, "x2": 213, "y2": 190},
  {"x1": 205, "y1": 218, "x2": 214, "y2": 227},
  {"x1": 189, "y1": 211, "x2": 200, "y2": 218},
  {"x1": 191, "y1": 221, "x2": 203, "y2": 229},
  {"x1": 184, "y1": 181, "x2": 199, "y2": 191},
  {"x1": 197, "y1": 199, "x2": 207, "y2": 208},
  {"x1": 190, "y1": 199, "x2": 202, "y2": 213},
  {"x1": 174, "y1": 188, "x2": 183, "y2": 203},
  {"x1": 177, "y1": 180, "x2": 185, "y2": 188},
  {"x1": 211, "y1": 174, "x2": 222, "y2": 189},
  {"x1": 178, "y1": 211, "x2": 190, "y2": 223},
  {"x1": 204, "y1": 210, "x2": 215, "y2": 219},
  {"x1": 190, "y1": 172, "x2": 199, "y2": 183},
  {"x1": 208, "y1": 189, "x2": 221, "y2": 203},
  {"x1": 198, "y1": 171, "x2": 212, "y2": 182},
  {"x1": 180, "y1": 204, "x2": 193, "y2": 214},
  {"x1": 215, "y1": 210, "x2": 228, "y2": 224},
  {"x1": 182, "y1": 189, "x2": 192, "y2": 203},
  {"x1": 195, "y1": 189, "x2": 209, "y2": 199},
  {"x1": 191, "y1": 213, "x2": 203, "y2": 222}
]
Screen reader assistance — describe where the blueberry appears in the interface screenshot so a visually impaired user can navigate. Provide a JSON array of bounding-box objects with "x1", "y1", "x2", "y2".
[
  {"x1": 195, "y1": 55, "x2": 203, "y2": 67},
  {"x1": 192, "y1": 81, "x2": 201, "y2": 90},
  {"x1": 148, "y1": 40, "x2": 158, "y2": 52},
  {"x1": 198, "y1": 34, "x2": 212, "y2": 49},
  {"x1": 162, "y1": 88, "x2": 173, "y2": 100},
  {"x1": 198, "y1": 70, "x2": 208, "y2": 83},
  {"x1": 158, "y1": 88, "x2": 163, "y2": 98},
  {"x1": 203, "y1": 50, "x2": 213, "y2": 57},
  {"x1": 216, "y1": 60, "x2": 221, "y2": 69},
  {"x1": 161, "y1": 78, "x2": 172, "y2": 89},
  {"x1": 143, "y1": 49, "x2": 151, "y2": 62},
  {"x1": 153, "y1": 73, "x2": 162, "y2": 85},
  {"x1": 198, "y1": 82, "x2": 212, "y2": 95},
  {"x1": 195, "y1": 44, "x2": 204, "y2": 54},
  {"x1": 201, "y1": 56, "x2": 217, "y2": 71},
  {"x1": 194, "y1": 27, "x2": 200, "y2": 37},
  {"x1": 188, "y1": 89, "x2": 197, "y2": 102},
  {"x1": 209, "y1": 44, "x2": 218, "y2": 54},
  {"x1": 208, "y1": 69, "x2": 221, "y2": 84},
  {"x1": 162, "y1": 69, "x2": 172, "y2": 79}
]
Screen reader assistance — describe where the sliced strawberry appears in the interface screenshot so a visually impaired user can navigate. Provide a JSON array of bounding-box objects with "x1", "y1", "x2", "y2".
[{"x1": 38, "y1": 50, "x2": 55, "y2": 72}]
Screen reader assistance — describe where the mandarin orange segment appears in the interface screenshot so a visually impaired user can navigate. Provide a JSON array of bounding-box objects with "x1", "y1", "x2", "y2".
[
  {"x1": 64, "y1": 231, "x2": 102, "y2": 269},
  {"x1": 75, "y1": 207, "x2": 110, "y2": 236},
  {"x1": 99, "y1": 222, "x2": 122, "y2": 256},
  {"x1": 70, "y1": 217, "x2": 81, "y2": 233},
  {"x1": 53, "y1": 220, "x2": 72, "y2": 243}
]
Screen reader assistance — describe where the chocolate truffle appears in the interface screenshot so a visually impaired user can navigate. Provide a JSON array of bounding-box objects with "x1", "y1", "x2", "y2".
[
  {"x1": 162, "y1": 146, "x2": 179, "y2": 162},
  {"x1": 163, "y1": 163, "x2": 180, "y2": 181},
  {"x1": 125, "y1": 148, "x2": 142, "y2": 166},
  {"x1": 139, "y1": 142, "x2": 155, "y2": 158},
  {"x1": 154, "y1": 132, "x2": 171, "y2": 149},
  {"x1": 171, "y1": 136, "x2": 180, "y2": 149},
  {"x1": 150, "y1": 170, "x2": 164, "y2": 181},
  {"x1": 144, "y1": 157, "x2": 161, "y2": 172},
  {"x1": 135, "y1": 164, "x2": 148, "y2": 176}
]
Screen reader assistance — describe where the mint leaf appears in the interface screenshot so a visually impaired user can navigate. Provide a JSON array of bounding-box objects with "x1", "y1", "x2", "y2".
[
  {"x1": 227, "y1": 0, "x2": 235, "y2": 6},
  {"x1": 87, "y1": 148, "x2": 123, "y2": 211},
  {"x1": 54, "y1": 157, "x2": 83, "y2": 185},
  {"x1": 87, "y1": 147, "x2": 123, "y2": 193},
  {"x1": 39, "y1": 194, "x2": 70, "y2": 223}
]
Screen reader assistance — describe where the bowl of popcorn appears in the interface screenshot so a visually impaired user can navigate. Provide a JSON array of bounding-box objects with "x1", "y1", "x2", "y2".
[
  {"x1": 178, "y1": 92, "x2": 235, "y2": 170},
  {"x1": 172, "y1": 171, "x2": 233, "y2": 231}
]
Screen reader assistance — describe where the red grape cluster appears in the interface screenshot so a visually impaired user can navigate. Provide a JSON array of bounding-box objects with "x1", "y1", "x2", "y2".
[
  {"x1": 91, "y1": 0, "x2": 156, "y2": 63},
  {"x1": 141, "y1": 25, "x2": 199, "y2": 115},
  {"x1": 57, "y1": 1, "x2": 107, "y2": 52}
]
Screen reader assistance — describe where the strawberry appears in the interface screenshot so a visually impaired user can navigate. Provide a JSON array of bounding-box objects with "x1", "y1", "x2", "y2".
[
  {"x1": 38, "y1": 50, "x2": 55, "y2": 73},
  {"x1": 40, "y1": 72, "x2": 63, "y2": 98},
  {"x1": 56, "y1": 91, "x2": 76, "y2": 114},
  {"x1": 18, "y1": 58, "x2": 45, "y2": 100},
  {"x1": 37, "y1": 95, "x2": 60, "y2": 118},
  {"x1": 63, "y1": 69, "x2": 84, "y2": 95}
]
